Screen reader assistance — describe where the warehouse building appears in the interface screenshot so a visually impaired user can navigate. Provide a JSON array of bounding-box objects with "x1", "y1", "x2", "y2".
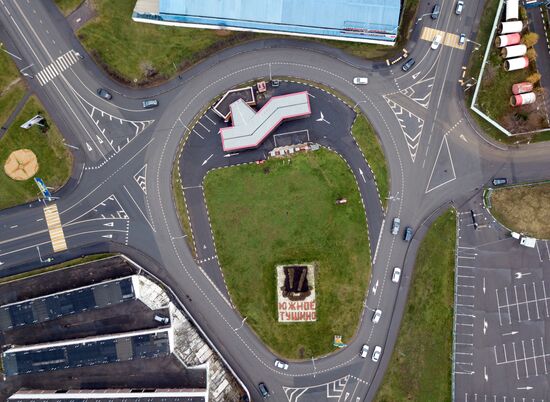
[{"x1": 133, "y1": 0, "x2": 401, "y2": 45}]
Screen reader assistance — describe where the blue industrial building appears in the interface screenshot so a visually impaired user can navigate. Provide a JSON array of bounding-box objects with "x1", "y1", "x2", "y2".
[{"x1": 133, "y1": 0, "x2": 402, "y2": 45}]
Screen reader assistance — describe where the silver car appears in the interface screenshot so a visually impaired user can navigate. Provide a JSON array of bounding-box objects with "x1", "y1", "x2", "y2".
[
  {"x1": 372, "y1": 346, "x2": 382, "y2": 362},
  {"x1": 372, "y1": 309, "x2": 382, "y2": 324},
  {"x1": 391, "y1": 217, "x2": 400, "y2": 235}
]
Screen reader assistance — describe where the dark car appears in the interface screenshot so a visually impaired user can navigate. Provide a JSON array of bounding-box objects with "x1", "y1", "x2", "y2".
[
  {"x1": 96, "y1": 88, "x2": 112, "y2": 100},
  {"x1": 142, "y1": 99, "x2": 159, "y2": 109},
  {"x1": 258, "y1": 383, "x2": 269, "y2": 398},
  {"x1": 492, "y1": 178, "x2": 507, "y2": 186},
  {"x1": 402, "y1": 58, "x2": 415, "y2": 72},
  {"x1": 403, "y1": 227, "x2": 413, "y2": 242},
  {"x1": 431, "y1": 4, "x2": 441, "y2": 19}
]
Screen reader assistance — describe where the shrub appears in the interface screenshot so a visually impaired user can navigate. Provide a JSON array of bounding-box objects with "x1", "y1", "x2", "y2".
[{"x1": 522, "y1": 32, "x2": 539, "y2": 48}]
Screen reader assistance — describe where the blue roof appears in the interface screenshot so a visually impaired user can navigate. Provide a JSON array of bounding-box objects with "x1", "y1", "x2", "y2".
[{"x1": 153, "y1": 0, "x2": 401, "y2": 42}]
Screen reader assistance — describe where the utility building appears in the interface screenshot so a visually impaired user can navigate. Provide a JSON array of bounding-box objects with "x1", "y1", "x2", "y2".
[{"x1": 133, "y1": 0, "x2": 401, "y2": 45}]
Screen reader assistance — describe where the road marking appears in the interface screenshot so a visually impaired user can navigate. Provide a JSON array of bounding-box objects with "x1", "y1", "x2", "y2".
[
  {"x1": 202, "y1": 153, "x2": 214, "y2": 166},
  {"x1": 419, "y1": 27, "x2": 463, "y2": 49},
  {"x1": 43, "y1": 204, "x2": 67, "y2": 252},
  {"x1": 35, "y1": 50, "x2": 80, "y2": 86},
  {"x1": 123, "y1": 185, "x2": 155, "y2": 232}
]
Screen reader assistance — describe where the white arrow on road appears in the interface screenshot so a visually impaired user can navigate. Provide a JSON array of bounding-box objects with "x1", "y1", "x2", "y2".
[
  {"x1": 103, "y1": 222, "x2": 114, "y2": 227},
  {"x1": 372, "y1": 280, "x2": 379, "y2": 295},
  {"x1": 358, "y1": 168, "x2": 366, "y2": 183},
  {"x1": 483, "y1": 319, "x2": 488, "y2": 334},
  {"x1": 503, "y1": 331, "x2": 519, "y2": 336},
  {"x1": 102, "y1": 234, "x2": 113, "y2": 239},
  {"x1": 0, "y1": 261, "x2": 4, "y2": 266},
  {"x1": 517, "y1": 386, "x2": 533, "y2": 390},
  {"x1": 482, "y1": 277, "x2": 486, "y2": 294},
  {"x1": 460, "y1": 134, "x2": 468, "y2": 143},
  {"x1": 344, "y1": 392, "x2": 349, "y2": 400},
  {"x1": 515, "y1": 272, "x2": 531, "y2": 279},
  {"x1": 412, "y1": 71, "x2": 421, "y2": 79},
  {"x1": 96, "y1": 135, "x2": 104, "y2": 145},
  {"x1": 224, "y1": 152, "x2": 239, "y2": 158},
  {"x1": 202, "y1": 153, "x2": 214, "y2": 166},
  {"x1": 484, "y1": 366, "x2": 488, "y2": 382},
  {"x1": 86, "y1": 142, "x2": 92, "y2": 152}
]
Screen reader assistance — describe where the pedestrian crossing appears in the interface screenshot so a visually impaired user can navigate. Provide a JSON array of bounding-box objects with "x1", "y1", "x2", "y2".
[
  {"x1": 420, "y1": 27, "x2": 464, "y2": 50},
  {"x1": 36, "y1": 50, "x2": 81, "y2": 86},
  {"x1": 43, "y1": 204, "x2": 67, "y2": 253}
]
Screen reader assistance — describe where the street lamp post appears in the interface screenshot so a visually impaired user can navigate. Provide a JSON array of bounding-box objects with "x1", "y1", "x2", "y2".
[
  {"x1": 234, "y1": 316, "x2": 247, "y2": 331},
  {"x1": 415, "y1": 13, "x2": 433, "y2": 25}
]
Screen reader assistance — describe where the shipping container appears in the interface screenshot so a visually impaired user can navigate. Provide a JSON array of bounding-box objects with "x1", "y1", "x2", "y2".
[
  {"x1": 510, "y1": 92, "x2": 536, "y2": 106},
  {"x1": 506, "y1": 0, "x2": 519, "y2": 20},
  {"x1": 503, "y1": 56, "x2": 529, "y2": 71}
]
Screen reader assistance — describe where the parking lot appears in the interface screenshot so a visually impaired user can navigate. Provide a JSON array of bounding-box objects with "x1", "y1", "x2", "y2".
[{"x1": 454, "y1": 196, "x2": 550, "y2": 400}]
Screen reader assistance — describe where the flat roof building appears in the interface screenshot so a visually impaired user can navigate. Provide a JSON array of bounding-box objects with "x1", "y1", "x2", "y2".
[
  {"x1": 133, "y1": 0, "x2": 401, "y2": 45},
  {"x1": 9, "y1": 388, "x2": 207, "y2": 402},
  {"x1": 0, "y1": 276, "x2": 137, "y2": 331},
  {"x1": 2, "y1": 328, "x2": 173, "y2": 376},
  {"x1": 219, "y1": 91, "x2": 311, "y2": 152}
]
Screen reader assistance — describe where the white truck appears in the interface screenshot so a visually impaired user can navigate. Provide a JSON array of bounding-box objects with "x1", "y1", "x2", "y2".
[{"x1": 511, "y1": 232, "x2": 536, "y2": 248}]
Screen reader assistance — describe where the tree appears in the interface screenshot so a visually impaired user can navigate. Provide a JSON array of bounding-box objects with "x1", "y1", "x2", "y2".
[
  {"x1": 522, "y1": 32, "x2": 539, "y2": 48},
  {"x1": 526, "y1": 72, "x2": 541, "y2": 85}
]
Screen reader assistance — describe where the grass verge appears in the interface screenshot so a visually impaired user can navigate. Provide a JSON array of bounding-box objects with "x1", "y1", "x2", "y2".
[
  {"x1": 204, "y1": 149, "x2": 371, "y2": 359},
  {"x1": 351, "y1": 114, "x2": 389, "y2": 210},
  {"x1": 171, "y1": 155, "x2": 196, "y2": 257},
  {"x1": 375, "y1": 208, "x2": 456, "y2": 402},
  {"x1": 0, "y1": 49, "x2": 26, "y2": 127},
  {"x1": 0, "y1": 95, "x2": 73, "y2": 210},
  {"x1": 490, "y1": 183, "x2": 550, "y2": 238},
  {"x1": 0, "y1": 254, "x2": 113, "y2": 284},
  {"x1": 53, "y1": 0, "x2": 82, "y2": 16},
  {"x1": 75, "y1": 0, "x2": 418, "y2": 85}
]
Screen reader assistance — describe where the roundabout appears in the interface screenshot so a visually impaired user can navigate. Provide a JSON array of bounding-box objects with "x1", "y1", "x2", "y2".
[{"x1": 2, "y1": 1, "x2": 550, "y2": 401}]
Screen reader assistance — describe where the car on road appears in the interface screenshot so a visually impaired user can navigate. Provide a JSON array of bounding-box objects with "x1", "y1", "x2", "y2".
[
  {"x1": 492, "y1": 177, "x2": 508, "y2": 186},
  {"x1": 391, "y1": 217, "x2": 401, "y2": 235},
  {"x1": 96, "y1": 88, "x2": 112, "y2": 100},
  {"x1": 392, "y1": 267, "x2": 402, "y2": 283},
  {"x1": 431, "y1": 4, "x2": 441, "y2": 19},
  {"x1": 403, "y1": 227, "x2": 413, "y2": 242},
  {"x1": 455, "y1": 0, "x2": 464, "y2": 14},
  {"x1": 154, "y1": 314, "x2": 169, "y2": 324},
  {"x1": 274, "y1": 359, "x2": 289, "y2": 370},
  {"x1": 353, "y1": 77, "x2": 369, "y2": 85},
  {"x1": 372, "y1": 309, "x2": 382, "y2": 324},
  {"x1": 142, "y1": 99, "x2": 159, "y2": 109},
  {"x1": 459, "y1": 33, "x2": 466, "y2": 46},
  {"x1": 402, "y1": 58, "x2": 415, "y2": 72},
  {"x1": 360, "y1": 344, "x2": 370, "y2": 358},
  {"x1": 372, "y1": 346, "x2": 382, "y2": 362},
  {"x1": 258, "y1": 383, "x2": 269, "y2": 398},
  {"x1": 431, "y1": 34, "x2": 442, "y2": 50}
]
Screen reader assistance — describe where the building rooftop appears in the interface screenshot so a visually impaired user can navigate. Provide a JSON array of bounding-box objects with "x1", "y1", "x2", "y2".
[
  {"x1": 219, "y1": 91, "x2": 311, "y2": 151},
  {"x1": 2, "y1": 328, "x2": 173, "y2": 376},
  {"x1": 9, "y1": 388, "x2": 206, "y2": 402},
  {"x1": 133, "y1": 0, "x2": 401, "y2": 44},
  {"x1": 0, "y1": 276, "x2": 137, "y2": 331}
]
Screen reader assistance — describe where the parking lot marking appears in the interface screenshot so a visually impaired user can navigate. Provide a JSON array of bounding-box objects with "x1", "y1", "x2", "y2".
[
  {"x1": 495, "y1": 337, "x2": 550, "y2": 380},
  {"x1": 514, "y1": 286, "x2": 522, "y2": 322},
  {"x1": 541, "y1": 337, "x2": 548, "y2": 374},
  {"x1": 496, "y1": 289, "x2": 503, "y2": 325},
  {"x1": 532, "y1": 338, "x2": 539, "y2": 377},
  {"x1": 204, "y1": 113, "x2": 217, "y2": 125},
  {"x1": 546, "y1": 240, "x2": 550, "y2": 260},
  {"x1": 505, "y1": 286, "x2": 512, "y2": 324},
  {"x1": 523, "y1": 283, "x2": 531, "y2": 321},
  {"x1": 543, "y1": 280, "x2": 550, "y2": 317},
  {"x1": 536, "y1": 241, "x2": 543, "y2": 262},
  {"x1": 197, "y1": 121, "x2": 210, "y2": 133},
  {"x1": 533, "y1": 282, "x2": 541, "y2": 320}
]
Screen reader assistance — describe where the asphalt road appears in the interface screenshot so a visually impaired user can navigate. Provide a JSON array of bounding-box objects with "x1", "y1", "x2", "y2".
[{"x1": 1, "y1": 0, "x2": 550, "y2": 401}]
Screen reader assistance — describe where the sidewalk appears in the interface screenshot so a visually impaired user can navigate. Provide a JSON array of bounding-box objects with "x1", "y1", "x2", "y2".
[{"x1": 0, "y1": 90, "x2": 31, "y2": 141}]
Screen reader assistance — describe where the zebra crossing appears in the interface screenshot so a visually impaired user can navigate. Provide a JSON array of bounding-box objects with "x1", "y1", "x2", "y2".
[{"x1": 36, "y1": 50, "x2": 81, "y2": 86}]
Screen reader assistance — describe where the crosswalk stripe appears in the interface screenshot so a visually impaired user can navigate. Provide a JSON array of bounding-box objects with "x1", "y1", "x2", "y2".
[
  {"x1": 57, "y1": 58, "x2": 68, "y2": 71},
  {"x1": 50, "y1": 63, "x2": 60, "y2": 76},
  {"x1": 37, "y1": 72, "x2": 47, "y2": 85},
  {"x1": 66, "y1": 51, "x2": 77, "y2": 64},
  {"x1": 43, "y1": 204, "x2": 67, "y2": 252},
  {"x1": 46, "y1": 65, "x2": 57, "y2": 79},
  {"x1": 36, "y1": 50, "x2": 81, "y2": 85}
]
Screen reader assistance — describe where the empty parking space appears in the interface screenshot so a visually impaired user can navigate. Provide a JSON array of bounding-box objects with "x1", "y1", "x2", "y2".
[{"x1": 496, "y1": 281, "x2": 550, "y2": 325}]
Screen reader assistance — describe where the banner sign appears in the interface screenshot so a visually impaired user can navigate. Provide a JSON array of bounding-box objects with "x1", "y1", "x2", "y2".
[{"x1": 34, "y1": 177, "x2": 52, "y2": 201}]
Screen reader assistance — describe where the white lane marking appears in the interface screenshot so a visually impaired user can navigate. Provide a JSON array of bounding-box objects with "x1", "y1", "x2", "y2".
[{"x1": 123, "y1": 185, "x2": 156, "y2": 232}]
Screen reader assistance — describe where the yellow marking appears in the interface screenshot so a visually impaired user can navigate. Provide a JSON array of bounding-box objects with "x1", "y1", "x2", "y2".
[
  {"x1": 43, "y1": 204, "x2": 67, "y2": 252},
  {"x1": 420, "y1": 27, "x2": 465, "y2": 50}
]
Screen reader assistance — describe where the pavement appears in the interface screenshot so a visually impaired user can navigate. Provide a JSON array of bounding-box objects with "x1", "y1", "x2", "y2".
[{"x1": 0, "y1": 0, "x2": 550, "y2": 400}]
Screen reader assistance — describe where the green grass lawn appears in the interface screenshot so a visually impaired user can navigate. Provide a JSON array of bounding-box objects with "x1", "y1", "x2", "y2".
[
  {"x1": 0, "y1": 96, "x2": 72, "y2": 210},
  {"x1": 375, "y1": 209, "x2": 456, "y2": 402},
  {"x1": 490, "y1": 183, "x2": 550, "y2": 239},
  {"x1": 0, "y1": 49, "x2": 26, "y2": 127},
  {"x1": 351, "y1": 114, "x2": 389, "y2": 210},
  {"x1": 204, "y1": 149, "x2": 371, "y2": 359},
  {"x1": 53, "y1": 0, "x2": 82, "y2": 16},
  {"x1": 75, "y1": 0, "x2": 419, "y2": 85}
]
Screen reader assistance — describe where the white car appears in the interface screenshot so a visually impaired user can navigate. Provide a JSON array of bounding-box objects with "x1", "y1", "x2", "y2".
[
  {"x1": 353, "y1": 77, "x2": 369, "y2": 85},
  {"x1": 392, "y1": 267, "x2": 402, "y2": 283},
  {"x1": 431, "y1": 34, "x2": 442, "y2": 50},
  {"x1": 275, "y1": 360, "x2": 289, "y2": 370},
  {"x1": 455, "y1": 0, "x2": 464, "y2": 15},
  {"x1": 372, "y1": 309, "x2": 382, "y2": 324},
  {"x1": 360, "y1": 344, "x2": 370, "y2": 358},
  {"x1": 372, "y1": 346, "x2": 382, "y2": 362}
]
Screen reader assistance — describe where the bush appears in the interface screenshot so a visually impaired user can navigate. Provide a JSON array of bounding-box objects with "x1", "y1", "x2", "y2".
[
  {"x1": 522, "y1": 32, "x2": 539, "y2": 48},
  {"x1": 526, "y1": 72, "x2": 541, "y2": 85},
  {"x1": 526, "y1": 48, "x2": 537, "y2": 61}
]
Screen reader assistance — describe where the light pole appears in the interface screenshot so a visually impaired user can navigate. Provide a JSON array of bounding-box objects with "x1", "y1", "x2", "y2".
[
  {"x1": 36, "y1": 246, "x2": 54, "y2": 263},
  {"x1": 415, "y1": 13, "x2": 433, "y2": 25},
  {"x1": 234, "y1": 316, "x2": 247, "y2": 331},
  {"x1": 353, "y1": 100, "x2": 368, "y2": 111},
  {"x1": 467, "y1": 38, "x2": 482, "y2": 52}
]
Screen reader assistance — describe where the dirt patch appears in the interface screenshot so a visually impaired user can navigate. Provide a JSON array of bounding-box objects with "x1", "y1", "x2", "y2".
[
  {"x1": 3, "y1": 149, "x2": 38, "y2": 180},
  {"x1": 491, "y1": 183, "x2": 550, "y2": 239}
]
